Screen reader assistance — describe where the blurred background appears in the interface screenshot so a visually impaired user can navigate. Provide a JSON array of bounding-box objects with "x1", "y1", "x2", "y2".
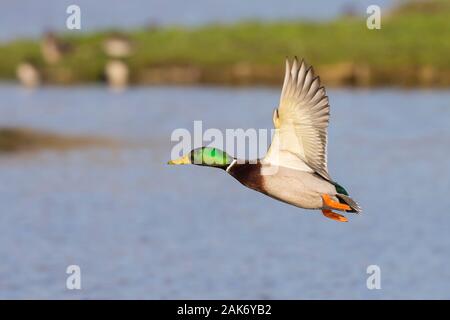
[{"x1": 0, "y1": 0, "x2": 449, "y2": 299}]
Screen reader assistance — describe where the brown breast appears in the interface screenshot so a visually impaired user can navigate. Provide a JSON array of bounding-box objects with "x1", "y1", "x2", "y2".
[{"x1": 227, "y1": 162, "x2": 265, "y2": 193}]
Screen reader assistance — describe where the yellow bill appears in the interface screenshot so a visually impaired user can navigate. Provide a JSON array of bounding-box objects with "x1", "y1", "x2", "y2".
[{"x1": 167, "y1": 155, "x2": 190, "y2": 165}]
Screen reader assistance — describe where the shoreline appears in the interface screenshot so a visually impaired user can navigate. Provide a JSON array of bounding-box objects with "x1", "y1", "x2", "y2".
[
  {"x1": 0, "y1": 127, "x2": 118, "y2": 153},
  {"x1": 6, "y1": 59, "x2": 450, "y2": 89},
  {"x1": 1, "y1": 1, "x2": 449, "y2": 88}
]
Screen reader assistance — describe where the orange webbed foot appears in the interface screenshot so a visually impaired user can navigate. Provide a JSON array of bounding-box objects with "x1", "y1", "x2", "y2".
[
  {"x1": 322, "y1": 209, "x2": 348, "y2": 222},
  {"x1": 322, "y1": 194, "x2": 351, "y2": 211}
]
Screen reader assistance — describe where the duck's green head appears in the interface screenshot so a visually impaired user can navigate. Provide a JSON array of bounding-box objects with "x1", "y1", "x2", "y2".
[{"x1": 168, "y1": 147, "x2": 234, "y2": 169}]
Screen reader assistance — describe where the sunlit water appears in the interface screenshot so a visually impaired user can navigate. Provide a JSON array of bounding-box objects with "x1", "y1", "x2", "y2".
[{"x1": 0, "y1": 84, "x2": 449, "y2": 299}]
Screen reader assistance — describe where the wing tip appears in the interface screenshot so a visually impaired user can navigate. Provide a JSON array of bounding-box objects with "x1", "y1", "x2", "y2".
[{"x1": 285, "y1": 58, "x2": 290, "y2": 72}]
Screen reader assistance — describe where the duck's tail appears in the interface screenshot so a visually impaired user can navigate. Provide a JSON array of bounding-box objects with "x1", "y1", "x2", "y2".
[{"x1": 336, "y1": 193, "x2": 362, "y2": 213}]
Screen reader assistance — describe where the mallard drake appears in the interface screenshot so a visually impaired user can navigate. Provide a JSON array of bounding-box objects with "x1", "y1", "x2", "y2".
[{"x1": 169, "y1": 58, "x2": 361, "y2": 222}]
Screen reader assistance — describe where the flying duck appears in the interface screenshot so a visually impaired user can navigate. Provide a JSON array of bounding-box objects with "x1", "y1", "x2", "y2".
[{"x1": 169, "y1": 58, "x2": 361, "y2": 222}]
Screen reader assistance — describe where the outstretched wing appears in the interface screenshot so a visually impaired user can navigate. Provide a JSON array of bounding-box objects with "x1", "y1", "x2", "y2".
[{"x1": 263, "y1": 57, "x2": 331, "y2": 180}]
